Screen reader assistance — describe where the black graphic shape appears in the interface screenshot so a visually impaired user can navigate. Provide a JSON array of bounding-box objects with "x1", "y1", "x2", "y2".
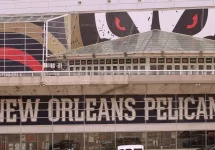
[
  {"x1": 79, "y1": 13, "x2": 108, "y2": 46},
  {"x1": 0, "y1": 33, "x2": 43, "y2": 62},
  {"x1": 173, "y1": 9, "x2": 208, "y2": 35},
  {"x1": 106, "y1": 12, "x2": 139, "y2": 37},
  {"x1": 151, "y1": 11, "x2": 161, "y2": 30},
  {"x1": 205, "y1": 35, "x2": 215, "y2": 40},
  {"x1": 0, "y1": 60, "x2": 32, "y2": 71},
  {"x1": 0, "y1": 32, "x2": 53, "y2": 71},
  {"x1": 48, "y1": 18, "x2": 68, "y2": 49}
]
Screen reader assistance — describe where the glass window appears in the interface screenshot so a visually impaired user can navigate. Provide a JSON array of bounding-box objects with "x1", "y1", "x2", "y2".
[
  {"x1": 82, "y1": 67, "x2": 86, "y2": 70},
  {"x1": 147, "y1": 132, "x2": 176, "y2": 149},
  {"x1": 150, "y1": 58, "x2": 156, "y2": 63},
  {"x1": 133, "y1": 58, "x2": 138, "y2": 64},
  {"x1": 69, "y1": 133, "x2": 83, "y2": 150},
  {"x1": 190, "y1": 65, "x2": 195, "y2": 70},
  {"x1": 100, "y1": 66, "x2": 104, "y2": 70},
  {"x1": 86, "y1": 133, "x2": 115, "y2": 150},
  {"x1": 140, "y1": 58, "x2": 146, "y2": 63},
  {"x1": 174, "y1": 58, "x2": 181, "y2": 63},
  {"x1": 177, "y1": 131, "x2": 208, "y2": 149},
  {"x1": 6, "y1": 135, "x2": 20, "y2": 150},
  {"x1": 182, "y1": 58, "x2": 188, "y2": 63},
  {"x1": 81, "y1": 60, "x2": 86, "y2": 65},
  {"x1": 75, "y1": 60, "x2": 80, "y2": 65},
  {"x1": 206, "y1": 58, "x2": 213, "y2": 63},
  {"x1": 119, "y1": 59, "x2": 125, "y2": 64},
  {"x1": 87, "y1": 60, "x2": 92, "y2": 65},
  {"x1": 22, "y1": 134, "x2": 37, "y2": 150},
  {"x1": 0, "y1": 135, "x2": 5, "y2": 150},
  {"x1": 158, "y1": 58, "x2": 165, "y2": 63},
  {"x1": 150, "y1": 65, "x2": 156, "y2": 70},
  {"x1": 133, "y1": 66, "x2": 138, "y2": 70},
  {"x1": 107, "y1": 66, "x2": 111, "y2": 70},
  {"x1": 126, "y1": 66, "x2": 131, "y2": 70},
  {"x1": 166, "y1": 58, "x2": 172, "y2": 63},
  {"x1": 140, "y1": 66, "x2": 145, "y2": 70},
  {"x1": 88, "y1": 66, "x2": 92, "y2": 70},
  {"x1": 120, "y1": 66, "x2": 124, "y2": 70},
  {"x1": 94, "y1": 66, "x2": 98, "y2": 70},
  {"x1": 113, "y1": 59, "x2": 118, "y2": 64},
  {"x1": 126, "y1": 59, "x2": 132, "y2": 64},
  {"x1": 167, "y1": 65, "x2": 172, "y2": 70},
  {"x1": 113, "y1": 66, "x2": 117, "y2": 70},
  {"x1": 100, "y1": 59, "x2": 105, "y2": 64},
  {"x1": 70, "y1": 67, "x2": 74, "y2": 71},
  {"x1": 207, "y1": 65, "x2": 212, "y2": 70},
  {"x1": 175, "y1": 65, "x2": 180, "y2": 70},
  {"x1": 38, "y1": 134, "x2": 51, "y2": 150},
  {"x1": 190, "y1": 58, "x2": 196, "y2": 63},
  {"x1": 76, "y1": 67, "x2": 80, "y2": 71},
  {"x1": 69, "y1": 60, "x2": 74, "y2": 65},
  {"x1": 53, "y1": 133, "x2": 72, "y2": 150},
  {"x1": 183, "y1": 65, "x2": 188, "y2": 70},
  {"x1": 158, "y1": 65, "x2": 164, "y2": 70},
  {"x1": 199, "y1": 65, "x2": 204, "y2": 70},
  {"x1": 106, "y1": 59, "x2": 111, "y2": 64},
  {"x1": 198, "y1": 58, "x2": 204, "y2": 63},
  {"x1": 93, "y1": 60, "x2": 98, "y2": 65}
]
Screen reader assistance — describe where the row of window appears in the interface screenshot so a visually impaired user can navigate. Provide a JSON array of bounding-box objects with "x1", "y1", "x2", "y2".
[
  {"x1": 0, "y1": 131, "x2": 215, "y2": 150},
  {"x1": 69, "y1": 57, "x2": 215, "y2": 66},
  {"x1": 70, "y1": 64, "x2": 215, "y2": 71},
  {"x1": 70, "y1": 58, "x2": 145, "y2": 65}
]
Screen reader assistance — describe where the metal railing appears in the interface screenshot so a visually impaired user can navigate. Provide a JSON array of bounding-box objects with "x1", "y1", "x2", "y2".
[{"x1": 0, "y1": 70, "x2": 214, "y2": 77}]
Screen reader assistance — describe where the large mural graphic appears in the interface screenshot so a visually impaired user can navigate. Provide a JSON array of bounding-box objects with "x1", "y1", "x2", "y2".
[
  {"x1": 74, "y1": 8, "x2": 214, "y2": 48},
  {"x1": 1, "y1": 8, "x2": 215, "y2": 72}
]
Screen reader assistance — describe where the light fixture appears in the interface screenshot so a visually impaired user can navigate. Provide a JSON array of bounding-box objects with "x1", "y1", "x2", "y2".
[{"x1": 78, "y1": 0, "x2": 81, "y2": 4}]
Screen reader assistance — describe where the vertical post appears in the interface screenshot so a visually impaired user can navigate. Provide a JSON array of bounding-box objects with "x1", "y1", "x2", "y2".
[
  {"x1": 42, "y1": 22, "x2": 46, "y2": 81},
  {"x1": 45, "y1": 21, "x2": 48, "y2": 61},
  {"x1": 68, "y1": 14, "x2": 71, "y2": 51},
  {"x1": 3, "y1": 23, "x2": 5, "y2": 72},
  {"x1": 24, "y1": 22, "x2": 26, "y2": 71},
  {"x1": 67, "y1": 60, "x2": 70, "y2": 71}
]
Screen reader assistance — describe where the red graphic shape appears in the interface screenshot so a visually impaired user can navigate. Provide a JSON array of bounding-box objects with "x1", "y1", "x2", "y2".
[
  {"x1": 115, "y1": 17, "x2": 126, "y2": 31},
  {"x1": 0, "y1": 47, "x2": 42, "y2": 71},
  {"x1": 187, "y1": 14, "x2": 198, "y2": 29}
]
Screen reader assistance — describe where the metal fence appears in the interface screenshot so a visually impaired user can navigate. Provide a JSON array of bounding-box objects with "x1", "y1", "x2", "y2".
[{"x1": 0, "y1": 70, "x2": 214, "y2": 77}]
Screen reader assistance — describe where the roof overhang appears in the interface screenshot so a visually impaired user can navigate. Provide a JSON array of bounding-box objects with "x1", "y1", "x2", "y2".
[
  {"x1": 48, "y1": 51, "x2": 215, "y2": 61},
  {"x1": 0, "y1": 14, "x2": 68, "y2": 23},
  {"x1": 47, "y1": 30, "x2": 215, "y2": 61}
]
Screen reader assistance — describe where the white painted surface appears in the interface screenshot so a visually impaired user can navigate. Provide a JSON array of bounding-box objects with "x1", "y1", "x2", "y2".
[
  {"x1": 1, "y1": 122, "x2": 215, "y2": 133},
  {"x1": 0, "y1": 0, "x2": 214, "y2": 15}
]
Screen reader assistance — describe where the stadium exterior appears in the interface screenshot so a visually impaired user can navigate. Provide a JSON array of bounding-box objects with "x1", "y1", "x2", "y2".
[{"x1": 1, "y1": 6, "x2": 215, "y2": 150}]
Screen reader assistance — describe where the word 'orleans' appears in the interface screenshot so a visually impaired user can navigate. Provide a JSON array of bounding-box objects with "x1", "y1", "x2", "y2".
[{"x1": 0, "y1": 96, "x2": 215, "y2": 123}]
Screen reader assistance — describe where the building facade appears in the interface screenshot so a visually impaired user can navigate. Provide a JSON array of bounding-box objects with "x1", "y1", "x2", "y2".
[
  {"x1": 0, "y1": 30, "x2": 213, "y2": 150},
  {"x1": 0, "y1": 2, "x2": 215, "y2": 150}
]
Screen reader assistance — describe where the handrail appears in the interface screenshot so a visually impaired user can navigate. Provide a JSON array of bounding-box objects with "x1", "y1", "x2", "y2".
[{"x1": 0, "y1": 70, "x2": 214, "y2": 77}]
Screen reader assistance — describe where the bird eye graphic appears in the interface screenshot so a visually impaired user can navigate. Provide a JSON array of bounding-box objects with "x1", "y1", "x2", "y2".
[
  {"x1": 187, "y1": 14, "x2": 198, "y2": 29},
  {"x1": 115, "y1": 17, "x2": 126, "y2": 31},
  {"x1": 106, "y1": 12, "x2": 139, "y2": 37},
  {"x1": 173, "y1": 9, "x2": 208, "y2": 35}
]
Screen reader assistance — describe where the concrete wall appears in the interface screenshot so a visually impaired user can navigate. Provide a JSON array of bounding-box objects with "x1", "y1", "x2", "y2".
[
  {"x1": 0, "y1": 0, "x2": 214, "y2": 15},
  {"x1": 1, "y1": 75, "x2": 215, "y2": 95}
]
